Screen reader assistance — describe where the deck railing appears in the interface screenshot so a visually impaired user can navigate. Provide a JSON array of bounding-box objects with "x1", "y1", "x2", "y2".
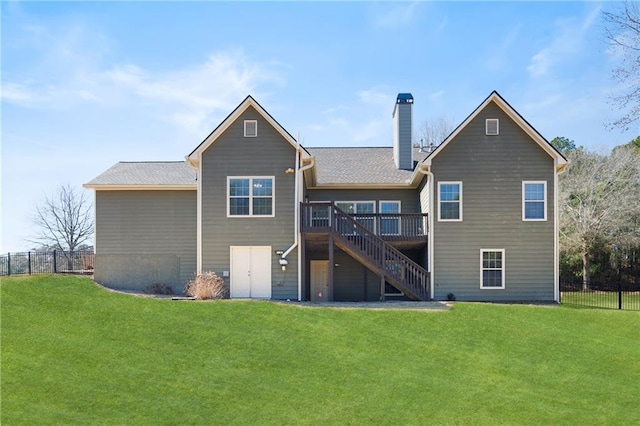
[{"x1": 301, "y1": 202, "x2": 428, "y2": 240}]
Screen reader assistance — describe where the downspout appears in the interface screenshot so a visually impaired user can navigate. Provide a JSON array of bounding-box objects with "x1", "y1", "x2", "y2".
[
  {"x1": 554, "y1": 161, "x2": 569, "y2": 303},
  {"x1": 418, "y1": 164, "x2": 434, "y2": 300},
  {"x1": 281, "y1": 147, "x2": 314, "y2": 300}
]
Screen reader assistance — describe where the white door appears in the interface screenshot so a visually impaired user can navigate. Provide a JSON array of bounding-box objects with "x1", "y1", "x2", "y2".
[
  {"x1": 310, "y1": 260, "x2": 330, "y2": 302},
  {"x1": 230, "y1": 246, "x2": 272, "y2": 299}
]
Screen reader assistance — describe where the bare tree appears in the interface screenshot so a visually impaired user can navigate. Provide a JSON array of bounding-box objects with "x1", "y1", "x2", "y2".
[
  {"x1": 559, "y1": 146, "x2": 640, "y2": 289},
  {"x1": 603, "y1": 1, "x2": 640, "y2": 131},
  {"x1": 32, "y1": 184, "x2": 94, "y2": 253},
  {"x1": 415, "y1": 116, "x2": 455, "y2": 152}
]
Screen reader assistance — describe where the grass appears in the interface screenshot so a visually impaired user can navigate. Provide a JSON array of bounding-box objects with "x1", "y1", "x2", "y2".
[{"x1": 2, "y1": 275, "x2": 639, "y2": 425}]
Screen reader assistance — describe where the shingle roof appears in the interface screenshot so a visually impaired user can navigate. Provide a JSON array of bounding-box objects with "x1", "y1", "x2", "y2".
[
  {"x1": 306, "y1": 147, "x2": 430, "y2": 185},
  {"x1": 85, "y1": 161, "x2": 196, "y2": 186}
]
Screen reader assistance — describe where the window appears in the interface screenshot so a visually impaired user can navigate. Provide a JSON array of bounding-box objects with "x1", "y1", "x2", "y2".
[
  {"x1": 309, "y1": 203, "x2": 331, "y2": 228},
  {"x1": 380, "y1": 201, "x2": 400, "y2": 235},
  {"x1": 486, "y1": 119, "x2": 499, "y2": 135},
  {"x1": 481, "y1": 249, "x2": 505, "y2": 289},
  {"x1": 438, "y1": 182, "x2": 462, "y2": 221},
  {"x1": 523, "y1": 181, "x2": 546, "y2": 221},
  {"x1": 244, "y1": 120, "x2": 257, "y2": 137},
  {"x1": 228, "y1": 177, "x2": 274, "y2": 217},
  {"x1": 336, "y1": 201, "x2": 375, "y2": 232}
]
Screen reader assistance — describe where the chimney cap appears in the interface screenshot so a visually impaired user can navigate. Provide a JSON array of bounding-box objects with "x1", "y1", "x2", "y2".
[{"x1": 396, "y1": 93, "x2": 414, "y2": 104}]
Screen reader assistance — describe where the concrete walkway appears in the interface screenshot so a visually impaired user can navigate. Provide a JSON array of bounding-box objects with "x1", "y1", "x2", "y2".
[{"x1": 273, "y1": 300, "x2": 451, "y2": 310}]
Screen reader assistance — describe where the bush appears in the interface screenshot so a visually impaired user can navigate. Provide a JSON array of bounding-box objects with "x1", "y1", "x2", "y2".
[{"x1": 184, "y1": 272, "x2": 227, "y2": 300}]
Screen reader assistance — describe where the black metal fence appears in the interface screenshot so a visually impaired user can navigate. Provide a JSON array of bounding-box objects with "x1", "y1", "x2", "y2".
[
  {"x1": 560, "y1": 280, "x2": 640, "y2": 311},
  {"x1": 0, "y1": 251, "x2": 95, "y2": 276}
]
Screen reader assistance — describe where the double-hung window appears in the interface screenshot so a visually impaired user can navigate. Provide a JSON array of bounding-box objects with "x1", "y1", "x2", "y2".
[
  {"x1": 523, "y1": 181, "x2": 546, "y2": 221},
  {"x1": 481, "y1": 249, "x2": 505, "y2": 289},
  {"x1": 228, "y1": 177, "x2": 274, "y2": 217},
  {"x1": 438, "y1": 182, "x2": 462, "y2": 221}
]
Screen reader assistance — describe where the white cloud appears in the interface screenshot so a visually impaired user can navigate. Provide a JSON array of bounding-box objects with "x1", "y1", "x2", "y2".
[
  {"x1": 357, "y1": 87, "x2": 391, "y2": 106},
  {"x1": 428, "y1": 90, "x2": 445, "y2": 100},
  {"x1": 527, "y1": 5, "x2": 600, "y2": 78},
  {"x1": 102, "y1": 51, "x2": 285, "y2": 135},
  {"x1": 372, "y1": 1, "x2": 421, "y2": 29},
  {"x1": 3, "y1": 45, "x2": 286, "y2": 136}
]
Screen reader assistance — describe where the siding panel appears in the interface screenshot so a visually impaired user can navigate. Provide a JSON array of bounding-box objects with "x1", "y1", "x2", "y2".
[
  {"x1": 95, "y1": 190, "x2": 197, "y2": 292},
  {"x1": 201, "y1": 106, "x2": 298, "y2": 299},
  {"x1": 431, "y1": 101, "x2": 555, "y2": 301},
  {"x1": 307, "y1": 189, "x2": 420, "y2": 213}
]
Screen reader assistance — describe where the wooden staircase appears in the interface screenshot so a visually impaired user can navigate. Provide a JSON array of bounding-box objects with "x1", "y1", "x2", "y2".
[{"x1": 322, "y1": 205, "x2": 430, "y2": 301}]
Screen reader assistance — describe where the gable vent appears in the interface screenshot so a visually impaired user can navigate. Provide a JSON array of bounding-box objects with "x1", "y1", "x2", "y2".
[
  {"x1": 486, "y1": 119, "x2": 499, "y2": 135},
  {"x1": 244, "y1": 120, "x2": 257, "y2": 137}
]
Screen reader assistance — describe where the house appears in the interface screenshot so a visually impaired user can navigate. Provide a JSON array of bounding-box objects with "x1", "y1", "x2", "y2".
[{"x1": 84, "y1": 91, "x2": 568, "y2": 302}]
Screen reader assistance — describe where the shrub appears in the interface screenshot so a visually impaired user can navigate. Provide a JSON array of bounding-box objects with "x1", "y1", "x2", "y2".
[{"x1": 184, "y1": 272, "x2": 227, "y2": 300}]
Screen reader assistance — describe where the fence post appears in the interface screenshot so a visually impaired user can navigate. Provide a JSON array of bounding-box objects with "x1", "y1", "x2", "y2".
[
  {"x1": 7, "y1": 252, "x2": 10, "y2": 276},
  {"x1": 618, "y1": 281, "x2": 623, "y2": 310},
  {"x1": 28, "y1": 251, "x2": 32, "y2": 275},
  {"x1": 53, "y1": 250, "x2": 57, "y2": 274}
]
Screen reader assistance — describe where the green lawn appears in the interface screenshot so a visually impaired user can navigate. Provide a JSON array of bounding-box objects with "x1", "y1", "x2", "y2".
[{"x1": 2, "y1": 275, "x2": 639, "y2": 425}]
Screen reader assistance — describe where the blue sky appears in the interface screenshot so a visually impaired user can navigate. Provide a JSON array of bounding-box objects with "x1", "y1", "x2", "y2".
[{"x1": 1, "y1": 1, "x2": 638, "y2": 252}]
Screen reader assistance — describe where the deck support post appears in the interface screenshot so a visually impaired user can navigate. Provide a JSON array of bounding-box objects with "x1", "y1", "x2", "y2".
[
  {"x1": 300, "y1": 235, "x2": 306, "y2": 301},
  {"x1": 328, "y1": 232, "x2": 334, "y2": 302}
]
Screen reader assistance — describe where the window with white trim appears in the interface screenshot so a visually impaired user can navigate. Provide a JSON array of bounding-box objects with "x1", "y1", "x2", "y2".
[
  {"x1": 228, "y1": 177, "x2": 274, "y2": 217},
  {"x1": 481, "y1": 249, "x2": 505, "y2": 289},
  {"x1": 244, "y1": 120, "x2": 257, "y2": 137},
  {"x1": 336, "y1": 201, "x2": 375, "y2": 232},
  {"x1": 438, "y1": 182, "x2": 462, "y2": 221},
  {"x1": 379, "y1": 201, "x2": 400, "y2": 235},
  {"x1": 486, "y1": 119, "x2": 499, "y2": 135},
  {"x1": 523, "y1": 181, "x2": 547, "y2": 221}
]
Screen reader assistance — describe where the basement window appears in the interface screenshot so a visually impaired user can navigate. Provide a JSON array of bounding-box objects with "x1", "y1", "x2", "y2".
[
  {"x1": 244, "y1": 120, "x2": 257, "y2": 137},
  {"x1": 486, "y1": 119, "x2": 499, "y2": 135}
]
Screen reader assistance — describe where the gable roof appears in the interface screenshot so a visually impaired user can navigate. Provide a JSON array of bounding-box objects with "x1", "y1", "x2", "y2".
[
  {"x1": 83, "y1": 161, "x2": 196, "y2": 190},
  {"x1": 421, "y1": 91, "x2": 568, "y2": 172},
  {"x1": 186, "y1": 95, "x2": 307, "y2": 167},
  {"x1": 305, "y1": 147, "x2": 430, "y2": 188}
]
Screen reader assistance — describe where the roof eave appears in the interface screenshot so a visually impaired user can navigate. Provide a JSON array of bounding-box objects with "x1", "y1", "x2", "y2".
[
  {"x1": 305, "y1": 182, "x2": 420, "y2": 190},
  {"x1": 422, "y1": 91, "x2": 567, "y2": 168},
  {"x1": 83, "y1": 184, "x2": 197, "y2": 191},
  {"x1": 186, "y1": 95, "x2": 301, "y2": 162}
]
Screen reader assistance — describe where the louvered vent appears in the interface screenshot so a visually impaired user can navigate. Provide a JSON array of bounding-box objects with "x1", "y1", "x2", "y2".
[
  {"x1": 244, "y1": 120, "x2": 257, "y2": 137},
  {"x1": 486, "y1": 119, "x2": 499, "y2": 135}
]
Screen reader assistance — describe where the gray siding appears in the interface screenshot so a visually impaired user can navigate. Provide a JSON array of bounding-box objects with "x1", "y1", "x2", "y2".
[
  {"x1": 418, "y1": 179, "x2": 429, "y2": 214},
  {"x1": 306, "y1": 188, "x2": 420, "y2": 213},
  {"x1": 305, "y1": 251, "x2": 411, "y2": 302},
  {"x1": 201, "y1": 106, "x2": 298, "y2": 300},
  {"x1": 94, "y1": 190, "x2": 197, "y2": 293},
  {"x1": 393, "y1": 102, "x2": 413, "y2": 170},
  {"x1": 431, "y1": 101, "x2": 555, "y2": 301}
]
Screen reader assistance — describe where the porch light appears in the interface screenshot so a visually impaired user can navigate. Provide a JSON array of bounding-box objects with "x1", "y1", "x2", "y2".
[{"x1": 279, "y1": 258, "x2": 288, "y2": 271}]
